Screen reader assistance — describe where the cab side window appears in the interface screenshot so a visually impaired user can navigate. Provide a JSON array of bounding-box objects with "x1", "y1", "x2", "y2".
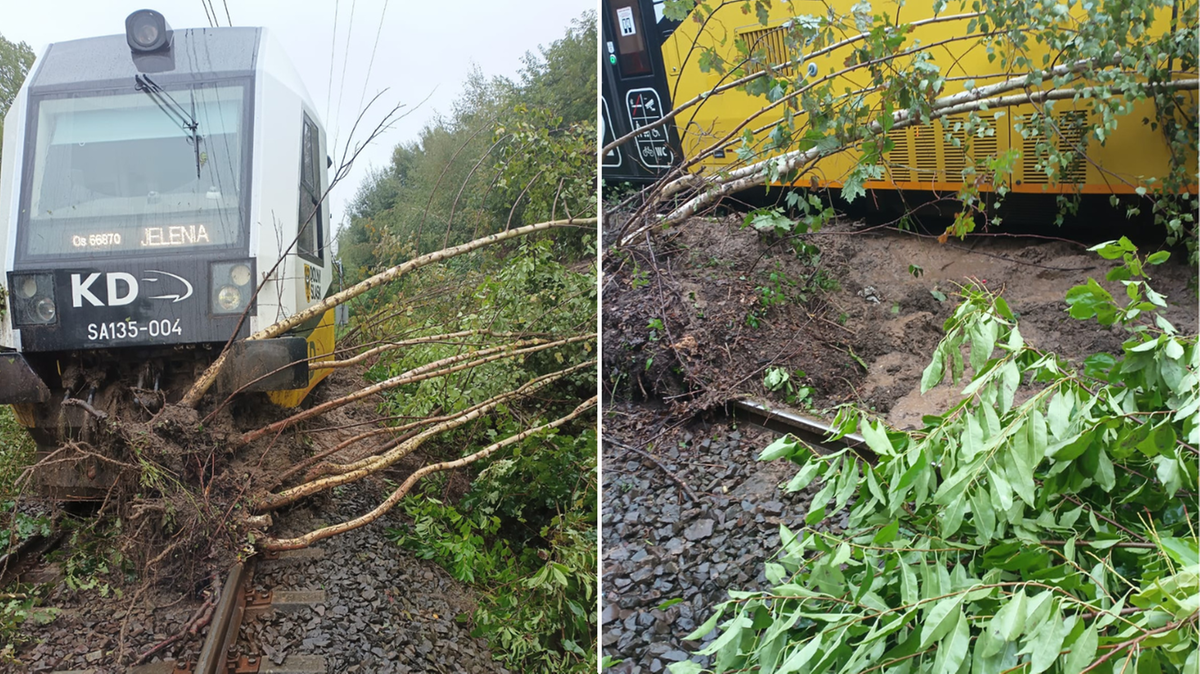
[{"x1": 297, "y1": 115, "x2": 322, "y2": 260}]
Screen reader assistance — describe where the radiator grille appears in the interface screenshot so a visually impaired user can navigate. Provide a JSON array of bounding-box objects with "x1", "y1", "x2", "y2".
[
  {"x1": 942, "y1": 117, "x2": 969, "y2": 178},
  {"x1": 740, "y1": 26, "x2": 794, "y2": 76},
  {"x1": 914, "y1": 126, "x2": 939, "y2": 179},
  {"x1": 943, "y1": 114, "x2": 1000, "y2": 180},
  {"x1": 972, "y1": 123, "x2": 999, "y2": 179},
  {"x1": 1021, "y1": 111, "x2": 1089, "y2": 184},
  {"x1": 887, "y1": 130, "x2": 911, "y2": 182}
]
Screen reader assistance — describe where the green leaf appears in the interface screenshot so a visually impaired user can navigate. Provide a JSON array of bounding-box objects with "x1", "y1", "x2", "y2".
[
  {"x1": 785, "y1": 460, "x2": 822, "y2": 492},
  {"x1": 990, "y1": 589, "x2": 1027, "y2": 642},
  {"x1": 874, "y1": 519, "x2": 900, "y2": 546},
  {"x1": 1007, "y1": 420, "x2": 1037, "y2": 506},
  {"x1": 1029, "y1": 606, "x2": 1065, "y2": 674},
  {"x1": 683, "y1": 605, "x2": 726, "y2": 641},
  {"x1": 900, "y1": 557, "x2": 919, "y2": 605},
  {"x1": 1062, "y1": 624, "x2": 1097, "y2": 674},
  {"x1": 777, "y1": 633, "x2": 824, "y2": 674},
  {"x1": 922, "y1": 346, "x2": 947, "y2": 393},
  {"x1": 658, "y1": 598, "x2": 685, "y2": 611},
  {"x1": 939, "y1": 610, "x2": 971, "y2": 674},
  {"x1": 969, "y1": 321, "x2": 997, "y2": 372},
  {"x1": 1136, "y1": 423, "x2": 1174, "y2": 457},
  {"x1": 1093, "y1": 447, "x2": 1115, "y2": 491},
  {"x1": 1154, "y1": 455, "x2": 1183, "y2": 496},
  {"x1": 920, "y1": 595, "x2": 966, "y2": 649},
  {"x1": 971, "y1": 486, "x2": 996, "y2": 542},
  {"x1": 1047, "y1": 391, "x2": 1073, "y2": 440},
  {"x1": 760, "y1": 436, "x2": 799, "y2": 461},
  {"x1": 862, "y1": 419, "x2": 896, "y2": 456},
  {"x1": 988, "y1": 467, "x2": 1014, "y2": 512},
  {"x1": 941, "y1": 491, "x2": 968, "y2": 537},
  {"x1": 1023, "y1": 592, "x2": 1054, "y2": 635},
  {"x1": 668, "y1": 661, "x2": 706, "y2": 674},
  {"x1": 998, "y1": 361, "x2": 1020, "y2": 414},
  {"x1": 1163, "y1": 338, "x2": 1184, "y2": 361},
  {"x1": 1146, "y1": 250, "x2": 1170, "y2": 265},
  {"x1": 1159, "y1": 537, "x2": 1200, "y2": 566},
  {"x1": 696, "y1": 613, "x2": 751, "y2": 655},
  {"x1": 833, "y1": 458, "x2": 860, "y2": 512},
  {"x1": 933, "y1": 457, "x2": 983, "y2": 505}
]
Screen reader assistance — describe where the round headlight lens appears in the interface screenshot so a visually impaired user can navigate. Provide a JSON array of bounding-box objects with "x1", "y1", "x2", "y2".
[
  {"x1": 133, "y1": 20, "x2": 160, "y2": 48},
  {"x1": 217, "y1": 285, "x2": 242, "y2": 311},
  {"x1": 18, "y1": 277, "x2": 38, "y2": 299},
  {"x1": 35, "y1": 297, "x2": 56, "y2": 323},
  {"x1": 230, "y1": 264, "x2": 252, "y2": 287}
]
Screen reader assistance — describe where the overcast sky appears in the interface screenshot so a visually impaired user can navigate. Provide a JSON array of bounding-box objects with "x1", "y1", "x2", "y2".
[{"x1": 2, "y1": 0, "x2": 594, "y2": 234}]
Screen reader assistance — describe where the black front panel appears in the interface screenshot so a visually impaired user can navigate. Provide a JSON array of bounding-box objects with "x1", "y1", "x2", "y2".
[
  {"x1": 601, "y1": 0, "x2": 681, "y2": 183},
  {"x1": 10, "y1": 258, "x2": 249, "y2": 351}
]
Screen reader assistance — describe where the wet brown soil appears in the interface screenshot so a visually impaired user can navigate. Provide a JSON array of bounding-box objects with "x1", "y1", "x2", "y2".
[{"x1": 603, "y1": 215, "x2": 1197, "y2": 429}]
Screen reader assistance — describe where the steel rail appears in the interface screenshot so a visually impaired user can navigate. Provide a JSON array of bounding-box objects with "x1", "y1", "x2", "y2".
[
  {"x1": 194, "y1": 560, "x2": 251, "y2": 674},
  {"x1": 729, "y1": 398, "x2": 869, "y2": 457}
]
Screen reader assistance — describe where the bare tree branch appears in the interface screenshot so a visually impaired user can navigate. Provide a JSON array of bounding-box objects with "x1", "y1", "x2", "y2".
[{"x1": 259, "y1": 396, "x2": 596, "y2": 550}]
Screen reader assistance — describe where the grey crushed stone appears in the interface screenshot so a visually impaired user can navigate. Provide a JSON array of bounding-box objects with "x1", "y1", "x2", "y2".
[{"x1": 602, "y1": 406, "x2": 844, "y2": 674}]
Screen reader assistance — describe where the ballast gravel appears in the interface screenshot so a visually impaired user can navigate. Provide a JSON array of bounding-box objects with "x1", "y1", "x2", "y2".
[
  {"x1": 245, "y1": 480, "x2": 510, "y2": 674},
  {"x1": 602, "y1": 405, "x2": 840, "y2": 674}
]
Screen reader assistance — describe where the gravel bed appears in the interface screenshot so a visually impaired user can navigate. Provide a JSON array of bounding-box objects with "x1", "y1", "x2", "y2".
[
  {"x1": 245, "y1": 478, "x2": 510, "y2": 674},
  {"x1": 602, "y1": 406, "x2": 839, "y2": 673}
]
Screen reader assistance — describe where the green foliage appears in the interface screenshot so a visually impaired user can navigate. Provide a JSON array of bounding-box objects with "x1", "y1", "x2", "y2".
[
  {"x1": 0, "y1": 595, "x2": 57, "y2": 664},
  {"x1": 677, "y1": 242, "x2": 1198, "y2": 674},
  {"x1": 360, "y1": 239, "x2": 595, "y2": 671},
  {"x1": 0, "y1": 406, "x2": 34, "y2": 502},
  {"x1": 0, "y1": 408, "x2": 45, "y2": 658},
  {"x1": 337, "y1": 16, "x2": 597, "y2": 672},
  {"x1": 764, "y1": 367, "x2": 815, "y2": 407},
  {"x1": 0, "y1": 32, "x2": 34, "y2": 165},
  {"x1": 362, "y1": 239, "x2": 595, "y2": 420},
  {"x1": 337, "y1": 12, "x2": 597, "y2": 281},
  {"x1": 390, "y1": 428, "x2": 597, "y2": 674}
]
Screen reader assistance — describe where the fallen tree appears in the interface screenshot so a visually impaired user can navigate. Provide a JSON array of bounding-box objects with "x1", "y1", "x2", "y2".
[{"x1": 671, "y1": 240, "x2": 1198, "y2": 674}]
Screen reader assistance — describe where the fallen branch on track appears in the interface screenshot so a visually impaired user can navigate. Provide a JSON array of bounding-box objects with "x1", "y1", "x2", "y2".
[{"x1": 260, "y1": 396, "x2": 597, "y2": 551}]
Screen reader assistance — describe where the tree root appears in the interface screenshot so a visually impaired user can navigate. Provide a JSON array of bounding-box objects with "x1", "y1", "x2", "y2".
[{"x1": 134, "y1": 572, "x2": 220, "y2": 664}]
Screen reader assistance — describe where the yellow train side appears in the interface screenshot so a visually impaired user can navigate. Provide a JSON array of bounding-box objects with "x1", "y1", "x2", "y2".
[
  {"x1": 267, "y1": 308, "x2": 337, "y2": 408},
  {"x1": 663, "y1": 0, "x2": 1198, "y2": 195}
]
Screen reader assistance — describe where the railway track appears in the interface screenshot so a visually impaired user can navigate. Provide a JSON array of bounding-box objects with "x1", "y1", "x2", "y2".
[
  {"x1": 121, "y1": 551, "x2": 328, "y2": 674},
  {"x1": 727, "y1": 398, "x2": 867, "y2": 455},
  {"x1": 2, "y1": 518, "x2": 325, "y2": 673}
]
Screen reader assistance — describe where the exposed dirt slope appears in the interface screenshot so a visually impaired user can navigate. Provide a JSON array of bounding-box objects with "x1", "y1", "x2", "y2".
[{"x1": 603, "y1": 215, "x2": 1197, "y2": 428}]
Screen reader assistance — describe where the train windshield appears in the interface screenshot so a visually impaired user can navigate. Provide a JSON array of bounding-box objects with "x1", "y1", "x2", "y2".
[{"x1": 20, "y1": 83, "x2": 247, "y2": 258}]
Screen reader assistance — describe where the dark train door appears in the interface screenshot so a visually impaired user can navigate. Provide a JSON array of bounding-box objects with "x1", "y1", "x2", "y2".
[{"x1": 601, "y1": 0, "x2": 681, "y2": 183}]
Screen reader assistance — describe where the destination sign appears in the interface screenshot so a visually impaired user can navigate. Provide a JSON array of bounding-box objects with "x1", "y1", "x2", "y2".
[
  {"x1": 140, "y1": 225, "x2": 212, "y2": 247},
  {"x1": 43, "y1": 223, "x2": 222, "y2": 256}
]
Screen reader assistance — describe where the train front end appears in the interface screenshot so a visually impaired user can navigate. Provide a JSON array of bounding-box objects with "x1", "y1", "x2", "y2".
[{"x1": 0, "y1": 12, "x2": 334, "y2": 496}]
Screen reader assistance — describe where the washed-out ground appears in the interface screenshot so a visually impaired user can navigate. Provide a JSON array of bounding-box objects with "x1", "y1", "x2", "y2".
[
  {"x1": 8, "y1": 368, "x2": 508, "y2": 673},
  {"x1": 600, "y1": 214, "x2": 1197, "y2": 672}
]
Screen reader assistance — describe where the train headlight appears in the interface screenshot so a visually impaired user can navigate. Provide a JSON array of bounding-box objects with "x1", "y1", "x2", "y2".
[
  {"x1": 17, "y1": 277, "x2": 38, "y2": 299},
  {"x1": 210, "y1": 261, "x2": 255, "y2": 315},
  {"x1": 125, "y1": 10, "x2": 171, "y2": 53},
  {"x1": 8, "y1": 273, "x2": 57, "y2": 327},
  {"x1": 35, "y1": 298, "x2": 57, "y2": 323},
  {"x1": 230, "y1": 264, "x2": 252, "y2": 287},
  {"x1": 216, "y1": 285, "x2": 241, "y2": 312}
]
